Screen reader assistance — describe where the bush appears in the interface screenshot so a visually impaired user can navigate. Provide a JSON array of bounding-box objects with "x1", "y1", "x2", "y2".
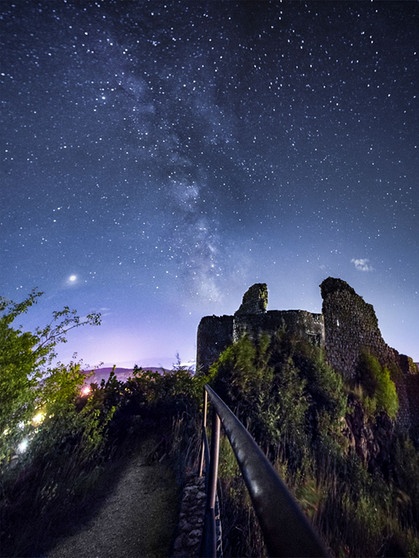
[
  {"x1": 0, "y1": 291, "x2": 204, "y2": 556},
  {"x1": 207, "y1": 333, "x2": 419, "y2": 556},
  {"x1": 357, "y1": 352, "x2": 399, "y2": 419},
  {"x1": 0, "y1": 291, "x2": 100, "y2": 464}
]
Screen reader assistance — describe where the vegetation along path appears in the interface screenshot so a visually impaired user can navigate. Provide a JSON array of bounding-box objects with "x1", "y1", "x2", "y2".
[{"x1": 46, "y1": 449, "x2": 178, "y2": 558}]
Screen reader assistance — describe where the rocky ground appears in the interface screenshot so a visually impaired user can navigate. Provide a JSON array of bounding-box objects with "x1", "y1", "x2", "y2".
[
  {"x1": 172, "y1": 474, "x2": 206, "y2": 557},
  {"x1": 46, "y1": 450, "x2": 179, "y2": 558}
]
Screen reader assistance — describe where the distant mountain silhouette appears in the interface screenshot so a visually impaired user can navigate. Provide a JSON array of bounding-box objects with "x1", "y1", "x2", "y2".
[{"x1": 83, "y1": 366, "x2": 169, "y2": 384}]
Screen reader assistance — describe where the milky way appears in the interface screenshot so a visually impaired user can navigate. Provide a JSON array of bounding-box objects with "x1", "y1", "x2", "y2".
[{"x1": 1, "y1": 1, "x2": 418, "y2": 367}]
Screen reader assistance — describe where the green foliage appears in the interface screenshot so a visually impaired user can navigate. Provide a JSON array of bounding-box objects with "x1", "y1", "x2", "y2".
[
  {"x1": 376, "y1": 365, "x2": 399, "y2": 418},
  {"x1": 0, "y1": 292, "x2": 115, "y2": 556},
  {"x1": 210, "y1": 334, "x2": 347, "y2": 473},
  {"x1": 293, "y1": 341, "x2": 346, "y2": 418},
  {"x1": 1, "y1": 371, "x2": 198, "y2": 550},
  {"x1": 0, "y1": 291, "x2": 100, "y2": 462},
  {"x1": 210, "y1": 334, "x2": 309, "y2": 468},
  {"x1": 208, "y1": 333, "x2": 419, "y2": 557},
  {"x1": 0, "y1": 290, "x2": 104, "y2": 467},
  {"x1": 30, "y1": 362, "x2": 116, "y2": 469},
  {"x1": 210, "y1": 334, "x2": 273, "y2": 422},
  {"x1": 0, "y1": 291, "x2": 204, "y2": 556},
  {"x1": 357, "y1": 352, "x2": 399, "y2": 419},
  {"x1": 217, "y1": 436, "x2": 267, "y2": 558},
  {"x1": 0, "y1": 291, "x2": 46, "y2": 460}
]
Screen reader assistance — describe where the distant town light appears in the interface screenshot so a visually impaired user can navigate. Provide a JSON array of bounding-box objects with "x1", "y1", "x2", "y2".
[
  {"x1": 32, "y1": 411, "x2": 45, "y2": 426},
  {"x1": 17, "y1": 438, "x2": 29, "y2": 454},
  {"x1": 80, "y1": 385, "x2": 91, "y2": 397}
]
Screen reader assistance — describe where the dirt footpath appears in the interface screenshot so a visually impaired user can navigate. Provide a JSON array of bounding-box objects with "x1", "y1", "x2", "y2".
[{"x1": 46, "y1": 452, "x2": 178, "y2": 558}]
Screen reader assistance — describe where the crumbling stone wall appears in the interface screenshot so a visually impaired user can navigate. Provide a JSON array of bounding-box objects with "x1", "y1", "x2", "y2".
[
  {"x1": 233, "y1": 310, "x2": 324, "y2": 348},
  {"x1": 235, "y1": 283, "x2": 268, "y2": 316},
  {"x1": 320, "y1": 277, "x2": 415, "y2": 429},
  {"x1": 405, "y1": 374, "x2": 419, "y2": 428},
  {"x1": 196, "y1": 284, "x2": 324, "y2": 375},
  {"x1": 196, "y1": 315, "x2": 233, "y2": 374},
  {"x1": 320, "y1": 277, "x2": 397, "y2": 381}
]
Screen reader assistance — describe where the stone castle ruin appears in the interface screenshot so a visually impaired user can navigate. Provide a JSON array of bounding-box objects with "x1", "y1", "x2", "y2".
[
  {"x1": 196, "y1": 277, "x2": 419, "y2": 429},
  {"x1": 196, "y1": 283, "x2": 324, "y2": 374}
]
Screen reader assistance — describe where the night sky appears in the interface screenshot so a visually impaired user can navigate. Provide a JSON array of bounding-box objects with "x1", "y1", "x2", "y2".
[{"x1": 1, "y1": 1, "x2": 418, "y2": 369}]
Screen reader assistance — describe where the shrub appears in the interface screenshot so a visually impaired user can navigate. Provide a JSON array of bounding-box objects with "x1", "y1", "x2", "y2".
[
  {"x1": 0, "y1": 291, "x2": 100, "y2": 464},
  {"x1": 206, "y1": 333, "x2": 419, "y2": 556},
  {"x1": 209, "y1": 334, "x2": 274, "y2": 431},
  {"x1": 357, "y1": 352, "x2": 399, "y2": 419}
]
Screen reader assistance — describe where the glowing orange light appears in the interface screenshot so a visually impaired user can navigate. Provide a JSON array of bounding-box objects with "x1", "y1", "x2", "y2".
[
  {"x1": 80, "y1": 385, "x2": 91, "y2": 397},
  {"x1": 32, "y1": 411, "x2": 45, "y2": 426}
]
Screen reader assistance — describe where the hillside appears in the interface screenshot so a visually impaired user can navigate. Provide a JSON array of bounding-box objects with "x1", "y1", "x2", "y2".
[
  {"x1": 1, "y1": 279, "x2": 418, "y2": 557},
  {"x1": 199, "y1": 279, "x2": 419, "y2": 556}
]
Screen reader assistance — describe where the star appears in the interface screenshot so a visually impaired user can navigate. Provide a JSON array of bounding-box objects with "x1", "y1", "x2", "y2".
[{"x1": 0, "y1": 0, "x2": 417, "y2": 367}]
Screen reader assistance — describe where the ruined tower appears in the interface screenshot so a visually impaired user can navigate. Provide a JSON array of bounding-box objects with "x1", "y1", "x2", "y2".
[{"x1": 196, "y1": 283, "x2": 324, "y2": 374}]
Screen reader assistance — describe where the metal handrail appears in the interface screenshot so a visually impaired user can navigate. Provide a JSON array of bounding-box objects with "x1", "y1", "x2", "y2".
[{"x1": 199, "y1": 384, "x2": 328, "y2": 558}]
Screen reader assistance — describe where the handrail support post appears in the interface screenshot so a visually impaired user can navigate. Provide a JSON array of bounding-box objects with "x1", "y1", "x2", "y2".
[
  {"x1": 201, "y1": 404, "x2": 221, "y2": 558},
  {"x1": 208, "y1": 408, "x2": 220, "y2": 511},
  {"x1": 198, "y1": 388, "x2": 208, "y2": 477}
]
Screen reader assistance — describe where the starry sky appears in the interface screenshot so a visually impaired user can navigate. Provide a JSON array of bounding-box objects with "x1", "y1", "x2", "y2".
[{"x1": 1, "y1": 0, "x2": 418, "y2": 369}]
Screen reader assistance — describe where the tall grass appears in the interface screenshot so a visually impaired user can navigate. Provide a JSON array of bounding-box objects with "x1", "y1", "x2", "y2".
[
  {"x1": 217, "y1": 436, "x2": 267, "y2": 558},
  {"x1": 208, "y1": 333, "x2": 419, "y2": 557}
]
